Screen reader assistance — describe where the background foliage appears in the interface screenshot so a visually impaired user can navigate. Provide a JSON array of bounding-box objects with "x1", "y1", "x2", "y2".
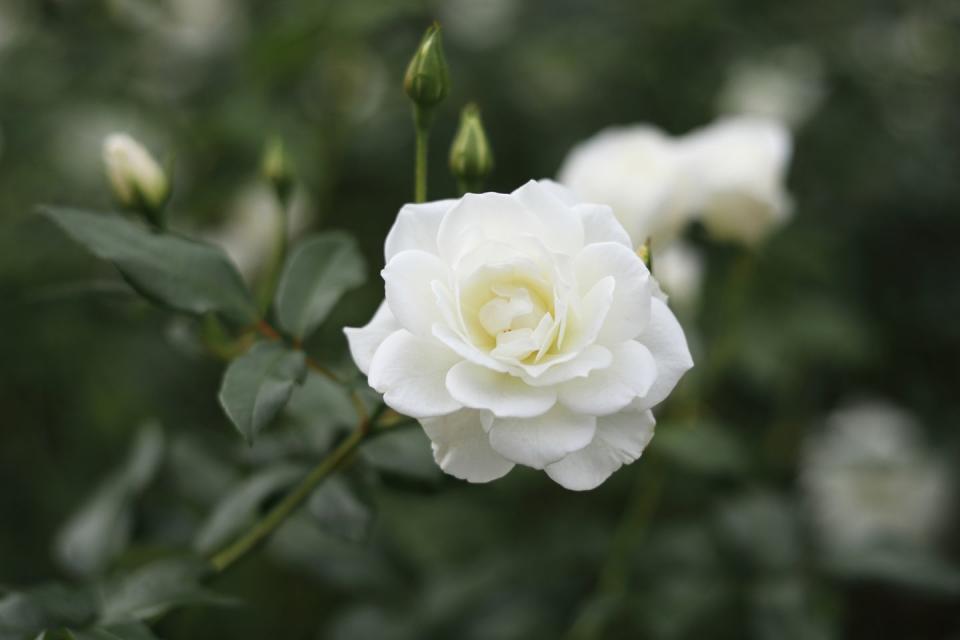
[{"x1": 1, "y1": 0, "x2": 959, "y2": 638}]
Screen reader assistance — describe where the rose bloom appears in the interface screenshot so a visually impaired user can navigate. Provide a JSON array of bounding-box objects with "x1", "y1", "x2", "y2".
[
  {"x1": 346, "y1": 180, "x2": 692, "y2": 490},
  {"x1": 679, "y1": 116, "x2": 793, "y2": 246},
  {"x1": 558, "y1": 116, "x2": 793, "y2": 249},
  {"x1": 801, "y1": 401, "x2": 951, "y2": 553},
  {"x1": 557, "y1": 125, "x2": 690, "y2": 249}
]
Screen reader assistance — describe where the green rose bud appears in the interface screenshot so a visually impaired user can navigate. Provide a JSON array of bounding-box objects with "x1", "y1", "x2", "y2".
[
  {"x1": 449, "y1": 103, "x2": 493, "y2": 193},
  {"x1": 403, "y1": 22, "x2": 450, "y2": 115},
  {"x1": 261, "y1": 136, "x2": 294, "y2": 207}
]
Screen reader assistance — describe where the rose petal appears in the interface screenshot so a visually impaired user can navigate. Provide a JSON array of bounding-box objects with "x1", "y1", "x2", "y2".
[
  {"x1": 421, "y1": 410, "x2": 514, "y2": 483},
  {"x1": 559, "y1": 340, "x2": 657, "y2": 416},
  {"x1": 635, "y1": 298, "x2": 693, "y2": 408},
  {"x1": 511, "y1": 179, "x2": 584, "y2": 254},
  {"x1": 487, "y1": 405, "x2": 597, "y2": 469},
  {"x1": 384, "y1": 199, "x2": 457, "y2": 261},
  {"x1": 368, "y1": 330, "x2": 462, "y2": 418},
  {"x1": 383, "y1": 249, "x2": 451, "y2": 338},
  {"x1": 574, "y1": 242, "x2": 652, "y2": 344},
  {"x1": 522, "y1": 344, "x2": 612, "y2": 387},
  {"x1": 446, "y1": 360, "x2": 557, "y2": 418},
  {"x1": 343, "y1": 301, "x2": 399, "y2": 376},
  {"x1": 575, "y1": 203, "x2": 633, "y2": 248},
  {"x1": 545, "y1": 406, "x2": 656, "y2": 490},
  {"x1": 437, "y1": 192, "x2": 542, "y2": 264}
]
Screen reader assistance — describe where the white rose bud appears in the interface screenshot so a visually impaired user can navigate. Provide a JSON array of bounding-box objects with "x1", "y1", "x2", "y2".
[
  {"x1": 557, "y1": 125, "x2": 691, "y2": 249},
  {"x1": 102, "y1": 133, "x2": 170, "y2": 224},
  {"x1": 345, "y1": 180, "x2": 693, "y2": 490},
  {"x1": 679, "y1": 116, "x2": 793, "y2": 245}
]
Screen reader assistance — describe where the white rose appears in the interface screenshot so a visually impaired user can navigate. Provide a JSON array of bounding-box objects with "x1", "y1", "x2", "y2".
[
  {"x1": 679, "y1": 116, "x2": 793, "y2": 245},
  {"x1": 801, "y1": 401, "x2": 951, "y2": 553},
  {"x1": 102, "y1": 133, "x2": 169, "y2": 212},
  {"x1": 345, "y1": 180, "x2": 693, "y2": 490},
  {"x1": 557, "y1": 126, "x2": 690, "y2": 248}
]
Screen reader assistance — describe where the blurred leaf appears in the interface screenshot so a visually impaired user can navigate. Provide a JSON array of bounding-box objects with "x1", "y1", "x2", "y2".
[
  {"x1": 285, "y1": 372, "x2": 358, "y2": 451},
  {"x1": 193, "y1": 464, "x2": 305, "y2": 555},
  {"x1": 168, "y1": 436, "x2": 240, "y2": 507},
  {"x1": 361, "y1": 428, "x2": 442, "y2": 485},
  {"x1": 274, "y1": 232, "x2": 365, "y2": 340},
  {"x1": 715, "y1": 490, "x2": 801, "y2": 571},
  {"x1": 828, "y1": 543, "x2": 960, "y2": 595},
  {"x1": 66, "y1": 623, "x2": 159, "y2": 640},
  {"x1": 218, "y1": 341, "x2": 307, "y2": 443},
  {"x1": 54, "y1": 424, "x2": 165, "y2": 577},
  {"x1": 0, "y1": 584, "x2": 95, "y2": 639},
  {"x1": 654, "y1": 421, "x2": 748, "y2": 475},
  {"x1": 40, "y1": 207, "x2": 258, "y2": 325},
  {"x1": 97, "y1": 558, "x2": 233, "y2": 626},
  {"x1": 308, "y1": 475, "x2": 374, "y2": 543}
]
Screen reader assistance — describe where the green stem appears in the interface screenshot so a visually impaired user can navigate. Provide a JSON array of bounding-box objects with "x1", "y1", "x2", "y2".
[
  {"x1": 208, "y1": 423, "x2": 369, "y2": 573},
  {"x1": 565, "y1": 458, "x2": 666, "y2": 640},
  {"x1": 255, "y1": 200, "x2": 288, "y2": 313},
  {"x1": 414, "y1": 109, "x2": 431, "y2": 203}
]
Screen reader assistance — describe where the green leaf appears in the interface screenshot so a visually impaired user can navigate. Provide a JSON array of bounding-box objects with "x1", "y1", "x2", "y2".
[
  {"x1": 218, "y1": 341, "x2": 307, "y2": 443},
  {"x1": 193, "y1": 464, "x2": 306, "y2": 554},
  {"x1": 285, "y1": 372, "x2": 359, "y2": 451},
  {"x1": 0, "y1": 585, "x2": 96, "y2": 639},
  {"x1": 308, "y1": 475, "x2": 374, "y2": 543},
  {"x1": 274, "y1": 232, "x2": 365, "y2": 340},
  {"x1": 97, "y1": 558, "x2": 233, "y2": 626},
  {"x1": 54, "y1": 424, "x2": 165, "y2": 577},
  {"x1": 41, "y1": 207, "x2": 258, "y2": 325}
]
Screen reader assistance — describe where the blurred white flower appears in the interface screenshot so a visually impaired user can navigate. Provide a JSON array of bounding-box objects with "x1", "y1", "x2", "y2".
[
  {"x1": 716, "y1": 47, "x2": 826, "y2": 128},
  {"x1": 680, "y1": 116, "x2": 793, "y2": 246},
  {"x1": 652, "y1": 242, "x2": 704, "y2": 311},
  {"x1": 345, "y1": 180, "x2": 693, "y2": 490},
  {"x1": 102, "y1": 133, "x2": 169, "y2": 212},
  {"x1": 558, "y1": 125, "x2": 691, "y2": 248},
  {"x1": 204, "y1": 182, "x2": 313, "y2": 283},
  {"x1": 801, "y1": 401, "x2": 952, "y2": 553},
  {"x1": 440, "y1": 0, "x2": 518, "y2": 50}
]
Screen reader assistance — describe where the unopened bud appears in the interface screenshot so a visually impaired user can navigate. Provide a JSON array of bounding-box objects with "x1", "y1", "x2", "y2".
[
  {"x1": 404, "y1": 22, "x2": 450, "y2": 115},
  {"x1": 102, "y1": 133, "x2": 170, "y2": 226},
  {"x1": 449, "y1": 103, "x2": 493, "y2": 192},
  {"x1": 262, "y1": 137, "x2": 294, "y2": 207}
]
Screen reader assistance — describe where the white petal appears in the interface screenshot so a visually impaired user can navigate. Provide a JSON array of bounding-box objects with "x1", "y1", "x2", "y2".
[
  {"x1": 522, "y1": 344, "x2": 612, "y2": 387},
  {"x1": 436, "y1": 192, "x2": 542, "y2": 264},
  {"x1": 487, "y1": 405, "x2": 597, "y2": 469},
  {"x1": 546, "y1": 407, "x2": 656, "y2": 490},
  {"x1": 574, "y1": 242, "x2": 652, "y2": 344},
  {"x1": 574, "y1": 203, "x2": 632, "y2": 248},
  {"x1": 382, "y1": 249, "x2": 450, "y2": 338},
  {"x1": 446, "y1": 361, "x2": 557, "y2": 418},
  {"x1": 559, "y1": 341, "x2": 657, "y2": 416},
  {"x1": 530, "y1": 178, "x2": 581, "y2": 206},
  {"x1": 367, "y1": 330, "x2": 462, "y2": 418},
  {"x1": 636, "y1": 298, "x2": 693, "y2": 408},
  {"x1": 432, "y1": 323, "x2": 510, "y2": 373},
  {"x1": 384, "y1": 199, "x2": 457, "y2": 261},
  {"x1": 511, "y1": 179, "x2": 584, "y2": 254},
  {"x1": 343, "y1": 301, "x2": 399, "y2": 376},
  {"x1": 421, "y1": 410, "x2": 514, "y2": 483}
]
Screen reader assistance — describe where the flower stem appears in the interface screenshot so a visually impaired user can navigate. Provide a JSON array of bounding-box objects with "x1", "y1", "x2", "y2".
[
  {"x1": 208, "y1": 422, "x2": 370, "y2": 574},
  {"x1": 255, "y1": 198, "x2": 288, "y2": 313},
  {"x1": 414, "y1": 109, "x2": 431, "y2": 203},
  {"x1": 564, "y1": 457, "x2": 665, "y2": 640}
]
